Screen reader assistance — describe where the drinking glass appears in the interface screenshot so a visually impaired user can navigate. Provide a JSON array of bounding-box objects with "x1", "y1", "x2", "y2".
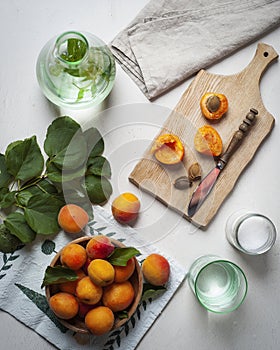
[
  {"x1": 225, "y1": 210, "x2": 277, "y2": 255},
  {"x1": 188, "y1": 255, "x2": 248, "y2": 314}
]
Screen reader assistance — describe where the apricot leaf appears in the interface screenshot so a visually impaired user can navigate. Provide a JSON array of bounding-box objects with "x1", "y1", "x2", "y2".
[
  {"x1": 46, "y1": 158, "x2": 86, "y2": 183},
  {"x1": 41, "y1": 265, "x2": 78, "y2": 288},
  {"x1": 84, "y1": 127, "x2": 104, "y2": 158},
  {"x1": 87, "y1": 156, "x2": 111, "y2": 177},
  {"x1": 24, "y1": 193, "x2": 64, "y2": 234},
  {"x1": 0, "y1": 224, "x2": 22, "y2": 253},
  {"x1": 108, "y1": 247, "x2": 140, "y2": 266},
  {"x1": 0, "y1": 154, "x2": 12, "y2": 187},
  {"x1": 0, "y1": 189, "x2": 16, "y2": 209},
  {"x1": 4, "y1": 212, "x2": 36, "y2": 243},
  {"x1": 5, "y1": 136, "x2": 44, "y2": 182},
  {"x1": 141, "y1": 283, "x2": 166, "y2": 301},
  {"x1": 84, "y1": 174, "x2": 112, "y2": 204},
  {"x1": 44, "y1": 116, "x2": 87, "y2": 170}
]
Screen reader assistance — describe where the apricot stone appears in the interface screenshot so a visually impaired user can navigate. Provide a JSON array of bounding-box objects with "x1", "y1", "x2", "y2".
[
  {"x1": 142, "y1": 253, "x2": 170, "y2": 286},
  {"x1": 49, "y1": 292, "x2": 79, "y2": 320},
  {"x1": 60, "y1": 243, "x2": 87, "y2": 271},
  {"x1": 76, "y1": 276, "x2": 103, "y2": 305},
  {"x1": 86, "y1": 235, "x2": 114, "y2": 259},
  {"x1": 88, "y1": 259, "x2": 115, "y2": 287},
  {"x1": 111, "y1": 192, "x2": 140, "y2": 224}
]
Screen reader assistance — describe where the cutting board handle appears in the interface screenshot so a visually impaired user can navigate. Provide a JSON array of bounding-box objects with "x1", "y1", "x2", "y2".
[{"x1": 241, "y1": 43, "x2": 278, "y2": 83}]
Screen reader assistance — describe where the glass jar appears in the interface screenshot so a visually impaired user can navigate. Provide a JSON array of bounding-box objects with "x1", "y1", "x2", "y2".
[{"x1": 36, "y1": 31, "x2": 116, "y2": 109}]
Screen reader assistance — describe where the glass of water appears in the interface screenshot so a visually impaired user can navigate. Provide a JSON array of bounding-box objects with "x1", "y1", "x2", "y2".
[
  {"x1": 188, "y1": 255, "x2": 248, "y2": 314},
  {"x1": 225, "y1": 210, "x2": 277, "y2": 255}
]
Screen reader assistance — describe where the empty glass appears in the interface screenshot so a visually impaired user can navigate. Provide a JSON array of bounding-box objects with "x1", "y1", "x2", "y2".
[{"x1": 188, "y1": 255, "x2": 248, "y2": 314}]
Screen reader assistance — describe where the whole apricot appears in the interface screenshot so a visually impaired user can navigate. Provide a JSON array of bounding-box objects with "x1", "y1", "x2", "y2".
[
  {"x1": 85, "y1": 306, "x2": 114, "y2": 336},
  {"x1": 111, "y1": 192, "x2": 140, "y2": 224},
  {"x1": 58, "y1": 204, "x2": 89, "y2": 233},
  {"x1": 142, "y1": 253, "x2": 170, "y2": 286},
  {"x1": 86, "y1": 235, "x2": 115, "y2": 259},
  {"x1": 114, "y1": 258, "x2": 135, "y2": 283},
  {"x1": 76, "y1": 276, "x2": 103, "y2": 305},
  {"x1": 49, "y1": 292, "x2": 79, "y2": 320},
  {"x1": 88, "y1": 259, "x2": 115, "y2": 287},
  {"x1": 59, "y1": 269, "x2": 86, "y2": 295},
  {"x1": 102, "y1": 281, "x2": 135, "y2": 312},
  {"x1": 60, "y1": 243, "x2": 87, "y2": 271}
]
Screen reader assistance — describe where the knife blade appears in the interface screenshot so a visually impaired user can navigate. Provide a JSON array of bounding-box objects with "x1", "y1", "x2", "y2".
[{"x1": 188, "y1": 108, "x2": 258, "y2": 217}]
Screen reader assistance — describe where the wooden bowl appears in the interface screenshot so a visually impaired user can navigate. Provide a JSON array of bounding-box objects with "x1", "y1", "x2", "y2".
[{"x1": 45, "y1": 236, "x2": 143, "y2": 334}]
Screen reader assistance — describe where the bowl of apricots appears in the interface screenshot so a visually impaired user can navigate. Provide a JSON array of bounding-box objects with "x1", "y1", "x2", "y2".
[{"x1": 44, "y1": 235, "x2": 143, "y2": 336}]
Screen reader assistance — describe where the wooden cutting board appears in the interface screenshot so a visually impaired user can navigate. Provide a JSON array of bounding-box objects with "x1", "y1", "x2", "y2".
[{"x1": 129, "y1": 43, "x2": 278, "y2": 228}]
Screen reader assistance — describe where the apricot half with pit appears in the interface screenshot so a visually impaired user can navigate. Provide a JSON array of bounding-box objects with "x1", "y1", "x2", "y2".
[{"x1": 151, "y1": 133, "x2": 184, "y2": 165}]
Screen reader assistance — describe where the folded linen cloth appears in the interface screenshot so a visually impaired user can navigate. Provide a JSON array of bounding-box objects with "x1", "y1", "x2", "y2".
[
  {"x1": 0, "y1": 205, "x2": 186, "y2": 350},
  {"x1": 110, "y1": 0, "x2": 280, "y2": 100}
]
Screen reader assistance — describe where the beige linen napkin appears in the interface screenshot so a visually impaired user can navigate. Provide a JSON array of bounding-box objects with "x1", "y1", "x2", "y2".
[{"x1": 110, "y1": 0, "x2": 280, "y2": 100}]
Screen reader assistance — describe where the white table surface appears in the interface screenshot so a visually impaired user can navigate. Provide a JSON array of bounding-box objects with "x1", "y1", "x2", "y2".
[{"x1": 1, "y1": 1, "x2": 280, "y2": 349}]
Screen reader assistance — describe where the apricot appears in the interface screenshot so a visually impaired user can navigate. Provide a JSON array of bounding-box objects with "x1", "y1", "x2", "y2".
[
  {"x1": 78, "y1": 302, "x2": 96, "y2": 319},
  {"x1": 200, "y1": 92, "x2": 228, "y2": 120},
  {"x1": 60, "y1": 243, "x2": 87, "y2": 271},
  {"x1": 142, "y1": 253, "x2": 170, "y2": 286},
  {"x1": 58, "y1": 204, "x2": 89, "y2": 233},
  {"x1": 85, "y1": 306, "x2": 114, "y2": 336},
  {"x1": 194, "y1": 125, "x2": 223, "y2": 157},
  {"x1": 49, "y1": 292, "x2": 79, "y2": 320},
  {"x1": 59, "y1": 269, "x2": 86, "y2": 294},
  {"x1": 111, "y1": 192, "x2": 140, "y2": 224},
  {"x1": 151, "y1": 133, "x2": 184, "y2": 165},
  {"x1": 88, "y1": 259, "x2": 115, "y2": 287},
  {"x1": 86, "y1": 235, "x2": 114, "y2": 259},
  {"x1": 102, "y1": 281, "x2": 135, "y2": 312},
  {"x1": 76, "y1": 276, "x2": 103, "y2": 305},
  {"x1": 114, "y1": 258, "x2": 135, "y2": 283}
]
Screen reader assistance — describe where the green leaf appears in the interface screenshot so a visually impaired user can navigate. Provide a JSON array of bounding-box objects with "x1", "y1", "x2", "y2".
[
  {"x1": 141, "y1": 283, "x2": 166, "y2": 302},
  {"x1": 0, "y1": 154, "x2": 12, "y2": 187},
  {"x1": 116, "y1": 310, "x2": 129, "y2": 320},
  {"x1": 17, "y1": 178, "x2": 59, "y2": 207},
  {"x1": 5, "y1": 136, "x2": 44, "y2": 182},
  {"x1": 87, "y1": 156, "x2": 111, "y2": 177},
  {"x1": 44, "y1": 116, "x2": 87, "y2": 170},
  {"x1": 24, "y1": 193, "x2": 64, "y2": 234},
  {"x1": 108, "y1": 247, "x2": 140, "y2": 266},
  {"x1": 84, "y1": 174, "x2": 112, "y2": 204},
  {"x1": 83, "y1": 127, "x2": 104, "y2": 158},
  {"x1": 60, "y1": 38, "x2": 87, "y2": 63},
  {"x1": 4, "y1": 212, "x2": 36, "y2": 244},
  {"x1": 46, "y1": 158, "x2": 86, "y2": 183},
  {"x1": 41, "y1": 265, "x2": 78, "y2": 288},
  {"x1": 0, "y1": 224, "x2": 22, "y2": 253},
  {"x1": 0, "y1": 188, "x2": 16, "y2": 209}
]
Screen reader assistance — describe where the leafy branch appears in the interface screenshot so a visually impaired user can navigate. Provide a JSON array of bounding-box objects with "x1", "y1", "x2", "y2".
[{"x1": 0, "y1": 116, "x2": 112, "y2": 253}]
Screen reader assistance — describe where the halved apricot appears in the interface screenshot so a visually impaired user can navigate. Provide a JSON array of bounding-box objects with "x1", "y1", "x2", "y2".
[
  {"x1": 194, "y1": 125, "x2": 223, "y2": 157},
  {"x1": 200, "y1": 92, "x2": 228, "y2": 120},
  {"x1": 151, "y1": 134, "x2": 184, "y2": 165}
]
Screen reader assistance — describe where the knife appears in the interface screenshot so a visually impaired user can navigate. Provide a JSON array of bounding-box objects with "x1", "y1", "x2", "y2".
[{"x1": 188, "y1": 108, "x2": 258, "y2": 217}]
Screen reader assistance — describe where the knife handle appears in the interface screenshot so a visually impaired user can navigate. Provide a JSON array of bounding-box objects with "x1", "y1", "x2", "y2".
[{"x1": 219, "y1": 108, "x2": 258, "y2": 165}]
